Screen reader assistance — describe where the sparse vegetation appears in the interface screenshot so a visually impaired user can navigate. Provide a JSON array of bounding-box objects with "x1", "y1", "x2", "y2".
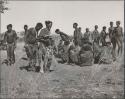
[{"x1": 0, "y1": 42, "x2": 124, "y2": 99}]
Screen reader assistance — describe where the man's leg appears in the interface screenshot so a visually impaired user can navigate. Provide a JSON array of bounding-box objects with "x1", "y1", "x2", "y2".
[
  {"x1": 116, "y1": 38, "x2": 122, "y2": 56},
  {"x1": 43, "y1": 54, "x2": 48, "y2": 73},
  {"x1": 6, "y1": 44, "x2": 11, "y2": 65},
  {"x1": 29, "y1": 44, "x2": 37, "y2": 71},
  {"x1": 27, "y1": 44, "x2": 34, "y2": 69},
  {"x1": 24, "y1": 44, "x2": 30, "y2": 59},
  {"x1": 46, "y1": 58, "x2": 52, "y2": 72},
  {"x1": 11, "y1": 44, "x2": 15, "y2": 64},
  {"x1": 119, "y1": 37, "x2": 123, "y2": 55},
  {"x1": 39, "y1": 47, "x2": 45, "y2": 73},
  {"x1": 111, "y1": 38, "x2": 116, "y2": 61},
  {"x1": 32, "y1": 45, "x2": 38, "y2": 67}
]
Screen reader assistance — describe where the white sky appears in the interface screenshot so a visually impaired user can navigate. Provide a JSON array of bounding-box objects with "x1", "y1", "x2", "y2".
[{"x1": 1, "y1": 1, "x2": 124, "y2": 35}]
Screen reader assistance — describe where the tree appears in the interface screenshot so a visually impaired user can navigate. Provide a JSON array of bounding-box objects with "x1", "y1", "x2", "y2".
[{"x1": 0, "y1": 0, "x2": 8, "y2": 13}]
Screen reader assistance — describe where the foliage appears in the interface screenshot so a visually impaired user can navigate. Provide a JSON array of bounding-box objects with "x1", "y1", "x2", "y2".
[{"x1": 0, "y1": 0, "x2": 8, "y2": 13}]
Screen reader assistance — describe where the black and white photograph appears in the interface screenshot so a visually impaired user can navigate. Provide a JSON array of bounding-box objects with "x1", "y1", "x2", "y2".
[{"x1": 0, "y1": 0, "x2": 124, "y2": 98}]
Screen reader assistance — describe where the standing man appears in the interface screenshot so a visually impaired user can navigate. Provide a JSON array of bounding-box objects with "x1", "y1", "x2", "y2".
[
  {"x1": 92, "y1": 25, "x2": 100, "y2": 45},
  {"x1": 26, "y1": 23, "x2": 43, "y2": 71},
  {"x1": 100, "y1": 26, "x2": 107, "y2": 46},
  {"x1": 114, "y1": 21, "x2": 123, "y2": 56},
  {"x1": 108, "y1": 21, "x2": 116, "y2": 61},
  {"x1": 84, "y1": 28, "x2": 91, "y2": 42},
  {"x1": 23, "y1": 25, "x2": 30, "y2": 59},
  {"x1": 4, "y1": 24, "x2": 17, "y2": 65},
  {"x1": 78, "y1": 27, "x2": 82, "y2": 46},
  {"x1": 38, "y1": 21, "x2": 53, "y2": 73},
  {"x1": 73, "y1": 23, "x2": 82, "y2": 46},
  {"x1": 24, "y1": 25, "x2": 28, "y2": 44},
  {"x1": 108, "y1": 22, "x2": 114, "y2": 40}
]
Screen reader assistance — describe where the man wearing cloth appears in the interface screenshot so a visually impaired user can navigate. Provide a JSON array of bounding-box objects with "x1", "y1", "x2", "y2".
[
  {"x1": 73, "y1": 23, "x2": 82, "y2": 46},
  {"x1": 23, "y1": 25, "x2": 30, "y2": 59},
  {"x1": 114, "y1": 21, "x2": 123, "y2": 56},
  {"x1": 4, "y1": 24, "x2": 17, "y2": 65},
  {"x1": 55, "y1": 29, "x2": 70, "y2": 43},
  {"x1": 38, "y1": 21, "x2": 53, "y2": 73},
  {"x1": 26, "y1": 23, "x2": 43, "y2": 71},
  {"x1": 100, "y1": 26, "x2": 107, "y2": 46},
  {"x1": 24, "y1": 25, "x2": 28, "y2": 44},
  {"x1": 108, "y1": 21, "x2": 116, "y2": 61},
  {"x1": 55, "y1": 29, "x2": 71, "y2": 63},
  {"x1": 92, "y1": 25, "x2": 100, "y2": 45},
  {"x1": 84, "y1": 28, "x2": 92, "y2": 43}
]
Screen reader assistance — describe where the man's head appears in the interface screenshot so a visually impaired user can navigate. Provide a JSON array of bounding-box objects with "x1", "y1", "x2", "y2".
[
  {"x1": 78, "y1": 27, "x2": 81, "y2": 32},
  {"x1": 116, "y1": 21, "x2": 120, "y2": 27},
  {"x1": 95, "y1": 25, "x2": 98, "y2": 30},
  {"x1": 73, "y1": 23, "x2": 78, "y2": 29},
  {"x1": 110, "y1": 21, "x2": 113, "y2": 27},
  {"x1": 45, "y1": 20, "x2": 53, "y2": 31},
  {"x1": 7, "y1": 24, "x2": 12, "y2": 32},
  {"x1": 35, "y1": 23, "x2": 43, "y2": 31},
  {"x1": 55, "y1": 29, "x2": 60, "y2": 34},
  {"x1": 59, "y1": 39, "x2": 63, "y2": 44},
  {"x1": 24, "y1": 25, "x2": 28, "y2": 31},
  {"x1": 64, "y1": 41, "x2": 70, "y2": 45},
  {"x1": 74, "y1": 41, "x2": 79, "y2": 46},
  {"x1": 103, "y1": 26, "x2": 106, "y2": 31},
  {"x1": 86, "y1": 28, "x2": 89, "y2": 32}
]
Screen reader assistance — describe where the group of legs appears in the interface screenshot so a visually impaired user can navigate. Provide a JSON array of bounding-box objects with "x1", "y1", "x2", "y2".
[
  {"x1": 111, "y1": 36, "x2": 123, "y2": 61},
  {"x1": 25, "y1": 43, "x2": 52, "y2": 73},
  {"x1": 6, "y1": 43, "x2": 15, "y2": 65}
]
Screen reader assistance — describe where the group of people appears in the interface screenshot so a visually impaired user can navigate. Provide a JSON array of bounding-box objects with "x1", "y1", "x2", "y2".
[
  {"x1": 56, "y1": 21, "x2": 123, "y2": 65},
  {"x1": 3, "y1": 20, "x2": 123, "y2": 73}
]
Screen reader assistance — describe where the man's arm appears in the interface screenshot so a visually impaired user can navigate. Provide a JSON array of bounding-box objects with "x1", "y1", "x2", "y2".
[
  {"x1": 60, "y1": 32, "x2": 70, "y2": 41},
  {"x1": 121, "y1": 27, "x2": 123, "y2": 38},
  {"x1": 3, "y1": 32, "x2": 7, "y2": 44},
  {"x1": 25, "y1": 29, "x2": 31, "y2": 44},
  {"x1": 91, "y1": 32, "x2": 94, "y2": 40},
  {"x1": 108, "y1": 28, "x2": 112, "y2": 38},
  {"x1": 74, "y1": 31, "x2": 76, "y2": 39},
  {"x1": 13, "y1": 30, "x2": 17, "y2": 47}
]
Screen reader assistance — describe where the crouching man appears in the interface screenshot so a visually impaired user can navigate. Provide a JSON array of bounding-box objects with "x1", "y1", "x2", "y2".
[{"x1": 4, "y1": 24, "x2": 17, "y2": 65}]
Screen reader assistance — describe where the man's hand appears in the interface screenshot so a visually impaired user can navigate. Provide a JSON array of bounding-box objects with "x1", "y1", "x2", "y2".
[{"x1": 14, "y1": 43, "x2": 17, "y2": 49}]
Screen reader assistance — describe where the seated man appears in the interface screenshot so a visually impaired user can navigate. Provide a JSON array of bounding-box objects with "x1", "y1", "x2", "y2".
[
  {"x1": 68, "y1": 41, "x2": 81, "y2": 65},
  {"x1": 57, "y1": 39, "x2": 64, "y2": 58},
  {"x1": 99, "y1": 42, "x2": 113, "y2": 64},
  {"x1": 93, "y1": 39, "x2": 102, "y2": 64},
  {"x1": 61, "y1": 41, "x2": 70, "y2": 63},
  {"x1": 79, "y1": 39, "x2": 93, "y2": 66}
]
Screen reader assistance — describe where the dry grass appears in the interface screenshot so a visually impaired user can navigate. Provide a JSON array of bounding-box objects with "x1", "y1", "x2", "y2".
[{"x1": 0, "y1": 42, "x2": 124, "y2": 99}]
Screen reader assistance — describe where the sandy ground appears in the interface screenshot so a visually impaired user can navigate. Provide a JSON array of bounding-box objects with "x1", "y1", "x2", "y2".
[{"x1": 0, "y1": 42, "x2": 124, "y2": 99}]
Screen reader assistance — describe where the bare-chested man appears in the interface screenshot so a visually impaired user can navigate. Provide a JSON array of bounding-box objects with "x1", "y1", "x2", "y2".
[
  {"x1": 38, "y1": 21, "x2": 53, "y2": 73},
  {"x1": 55, "y1": 29, "x2": 70, "y2": 63},
  {"x1": 78, "y1": 27, "x2": 82, "y2": 46},
  {"x1": 73, "y1": 23, "x2": 82, "y2": 46},
  {"x1": 26, "y1": 23, "x2": 43, "y2": 71},
  {"x1": 100, "y1": 26, "x2": 107, "y2": 46},
  {"x1": 92, "y1": 25, "x2": 100, "y2": 45},
  {"x1": 108, "y1": 21, "x2": 116, "y2": 61},
  {"x1": 24, "y1": 25, "x2": 28, "y2": 44},
  {"x1": 114, "y1": 21, "x2": 123, "y2": 56},
  {"x1": 23, "y1": 25, "x2": 30, "y2": 59},
  {"x1": 84, "y1": 28, "x2": 91, "y2": 42},
  {"x1": 55, "y1": 29, "x2": 70, "y2": 43},
  {"x1": 4, "y1": 24, "x2": 17, "y2": 65}
]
